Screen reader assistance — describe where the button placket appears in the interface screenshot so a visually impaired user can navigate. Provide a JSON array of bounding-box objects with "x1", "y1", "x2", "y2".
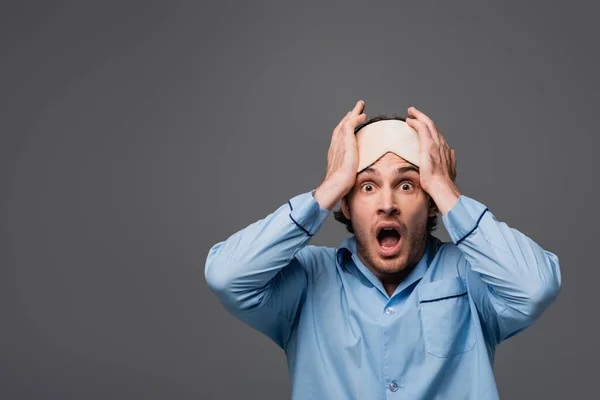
[{"x1": 383, "y1": 304, "x2": 399, "y2": 395}]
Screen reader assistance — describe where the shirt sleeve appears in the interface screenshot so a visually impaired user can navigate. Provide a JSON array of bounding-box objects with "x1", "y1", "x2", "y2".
[
  {"x1": 204, "y1": 189, "x2": 330, "y2": 348},
  {"x1": 442, "y1": 195, "x2": 562, "y2": 345}
]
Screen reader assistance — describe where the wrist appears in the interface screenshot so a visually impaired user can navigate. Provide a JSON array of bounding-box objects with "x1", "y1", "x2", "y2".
[
  {"x1": 314, "y1": 177, "x2": 352, "y2": 211},
  {"x1": 426, "y1": 179, "x2": 461, "y2": 216}
]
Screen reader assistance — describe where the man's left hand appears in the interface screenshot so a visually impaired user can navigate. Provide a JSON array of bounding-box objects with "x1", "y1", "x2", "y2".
[{"x1": 405, "y1": 106, "x2": 461, "y2": 215}]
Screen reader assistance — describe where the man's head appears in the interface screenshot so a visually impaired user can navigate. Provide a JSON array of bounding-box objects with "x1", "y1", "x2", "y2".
[{"x1": 333, "y1": 115, "x2": 441, "y2": 282}]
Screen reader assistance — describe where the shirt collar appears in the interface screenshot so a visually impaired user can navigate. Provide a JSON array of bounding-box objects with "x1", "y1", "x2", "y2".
[{"x1": 336, "y1": 234, "x2": 440, "y2": 299}]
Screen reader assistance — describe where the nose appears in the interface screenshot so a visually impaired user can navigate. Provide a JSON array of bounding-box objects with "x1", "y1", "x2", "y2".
[{"x1": 378, "y1": 187, "x2": 399, "y2": 216}]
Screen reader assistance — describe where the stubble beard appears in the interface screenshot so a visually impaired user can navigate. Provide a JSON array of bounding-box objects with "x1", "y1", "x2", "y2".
[{"x1": 353, "y1": 218, "x2": 428, "y2": 278}]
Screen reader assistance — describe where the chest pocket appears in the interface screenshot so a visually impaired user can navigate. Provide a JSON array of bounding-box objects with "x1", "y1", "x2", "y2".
[{"x1": 417, "y1": 276, "x2": 476, "y2": 358}]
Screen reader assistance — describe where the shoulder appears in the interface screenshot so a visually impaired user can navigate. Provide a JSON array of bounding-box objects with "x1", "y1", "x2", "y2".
[{"x1": 427, "y1": 236, "x2": 469, "y2": 279}]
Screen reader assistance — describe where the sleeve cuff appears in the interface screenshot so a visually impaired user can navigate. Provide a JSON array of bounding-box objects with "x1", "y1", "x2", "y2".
[
  {"x1": 287, "y1": 189, "x2": 331, "y2": 236},
  {"x1": 441, "y1": 195, "x2": 489, "y2": 245}
]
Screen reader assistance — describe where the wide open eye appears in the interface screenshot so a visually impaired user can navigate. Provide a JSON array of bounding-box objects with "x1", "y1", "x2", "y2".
[
  {"x1": 362, "y1": 183, "x2": 375, "y2": 192},
  {"x1": 400, "y1": 182, "x2": 413, "y2": 191}
]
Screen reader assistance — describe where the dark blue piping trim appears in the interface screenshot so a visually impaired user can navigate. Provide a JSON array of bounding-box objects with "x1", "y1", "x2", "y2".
[
  {"x1": 289, "y1": 214, "x2": 313, "y2": 236},
  {"x1": 288, "y1": 200, "x2": 313, "y2": 236},
  {"x1": 420, "y1": 291, "x2": 468, "y2": 303},
  {"x1": 456, "y1": 208, "x2": 489, "y2": 245}
]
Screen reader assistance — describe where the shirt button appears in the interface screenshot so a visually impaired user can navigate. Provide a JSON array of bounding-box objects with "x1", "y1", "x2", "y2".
[
  {"x1": 385, "y1": 307, "x2": 395, "y2": 315},
  {"x1": 388, "y1": 381, "x2": 398, "y2": 392}
]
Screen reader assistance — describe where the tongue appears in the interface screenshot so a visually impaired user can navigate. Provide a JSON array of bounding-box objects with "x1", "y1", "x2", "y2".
[{"x1": 380, "y1": 235, "x2": 399, "y2": 248}]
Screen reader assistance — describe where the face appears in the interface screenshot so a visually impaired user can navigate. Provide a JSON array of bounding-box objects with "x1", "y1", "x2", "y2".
[{"x1": 342, "y1": 152, "x2": 437, "y2": 282}]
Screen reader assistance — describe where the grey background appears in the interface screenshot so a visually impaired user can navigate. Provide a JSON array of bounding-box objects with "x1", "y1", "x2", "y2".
[{"x1": 1, "y1": 1, "x2": 597, "y2": 399}]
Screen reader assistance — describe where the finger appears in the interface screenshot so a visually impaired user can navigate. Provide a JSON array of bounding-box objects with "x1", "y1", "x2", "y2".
[
  {"x1": 405, "y1": 116, "x2": 433, "y2": 146},
  {"x1": 442, "y1": 148, "x2": 455, "y2": 182},
  {"x1": 447, "y1": 148, "x2": 455, "y2": 180},
  {"x1": 334, "y1": 100, "x2": 364, "y2": 134},
  {"x1": 334, "y1": 111, "x2": 353, "y2": 135},
  {"x1": 351, "y1": 100, "x2": 365, "y2": 116},
  {"x1": 345, "y1": 112, "x2": 367, "y2": 131},
  {"x1": 408, "y1": 106, "x2": 438, "y2": 133},
  {"x1": 345, "y1": 100, "x2": 367, "y2": 128},
  {"x1": 408, "y1": 107, "x2": 441, "y2": 146},
  {"x1": 451, "y1": 149, "x2": 457, "y2": 180}
]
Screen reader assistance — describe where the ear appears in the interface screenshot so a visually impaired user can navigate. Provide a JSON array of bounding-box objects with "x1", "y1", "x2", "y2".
[{"x1": 341, "y1": 197, "x2": 351, "y2": 220}]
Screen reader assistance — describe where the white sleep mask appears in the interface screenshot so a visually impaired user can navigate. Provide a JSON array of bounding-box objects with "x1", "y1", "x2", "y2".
[{"x1": 355, "y1": 119, "x2": 420, "y2": 173}]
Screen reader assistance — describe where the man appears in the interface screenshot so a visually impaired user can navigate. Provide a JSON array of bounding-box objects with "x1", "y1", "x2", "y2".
[{"x1": 204, "y1": 100, "x2": 561, "y2": 399}]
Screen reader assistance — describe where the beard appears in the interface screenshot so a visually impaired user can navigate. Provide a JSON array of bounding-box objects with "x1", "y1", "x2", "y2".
[{"x1": 353, "y1": 217, "x2": 428, "y2": 279}]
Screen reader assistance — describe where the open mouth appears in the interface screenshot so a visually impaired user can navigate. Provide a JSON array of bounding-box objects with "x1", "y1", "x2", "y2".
[{"x1": 376, "y1": 227, "x2": 402, "y2": 256}]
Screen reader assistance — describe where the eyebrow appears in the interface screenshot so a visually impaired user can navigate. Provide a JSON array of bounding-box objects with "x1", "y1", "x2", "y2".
[{"x1": 357, "y1": 165, "x2": 419, "y2": 178}]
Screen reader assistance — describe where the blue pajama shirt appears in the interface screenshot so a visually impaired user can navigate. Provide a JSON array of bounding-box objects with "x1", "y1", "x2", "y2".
[{"x1": 205, "y1": 189, "x2": 561, "y2": 399}]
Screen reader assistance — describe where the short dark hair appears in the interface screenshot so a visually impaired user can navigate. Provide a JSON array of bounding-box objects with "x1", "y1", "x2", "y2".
[{"x1": 332, "y1": 114, "x2": 442, "y2": 234}]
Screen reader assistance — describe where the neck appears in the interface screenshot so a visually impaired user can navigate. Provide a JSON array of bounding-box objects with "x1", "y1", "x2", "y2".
[
  {"x1": 359, "y1": 235, "x2": 429, "y2": 297},
  {"x1": 379, "y1": 259, "x2": 418, "y2": 297}
]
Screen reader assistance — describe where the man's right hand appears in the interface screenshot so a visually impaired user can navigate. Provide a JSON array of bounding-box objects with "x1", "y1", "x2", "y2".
[{"x1": 314, "y1": 100, "x2": 367, "y2": 211}]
